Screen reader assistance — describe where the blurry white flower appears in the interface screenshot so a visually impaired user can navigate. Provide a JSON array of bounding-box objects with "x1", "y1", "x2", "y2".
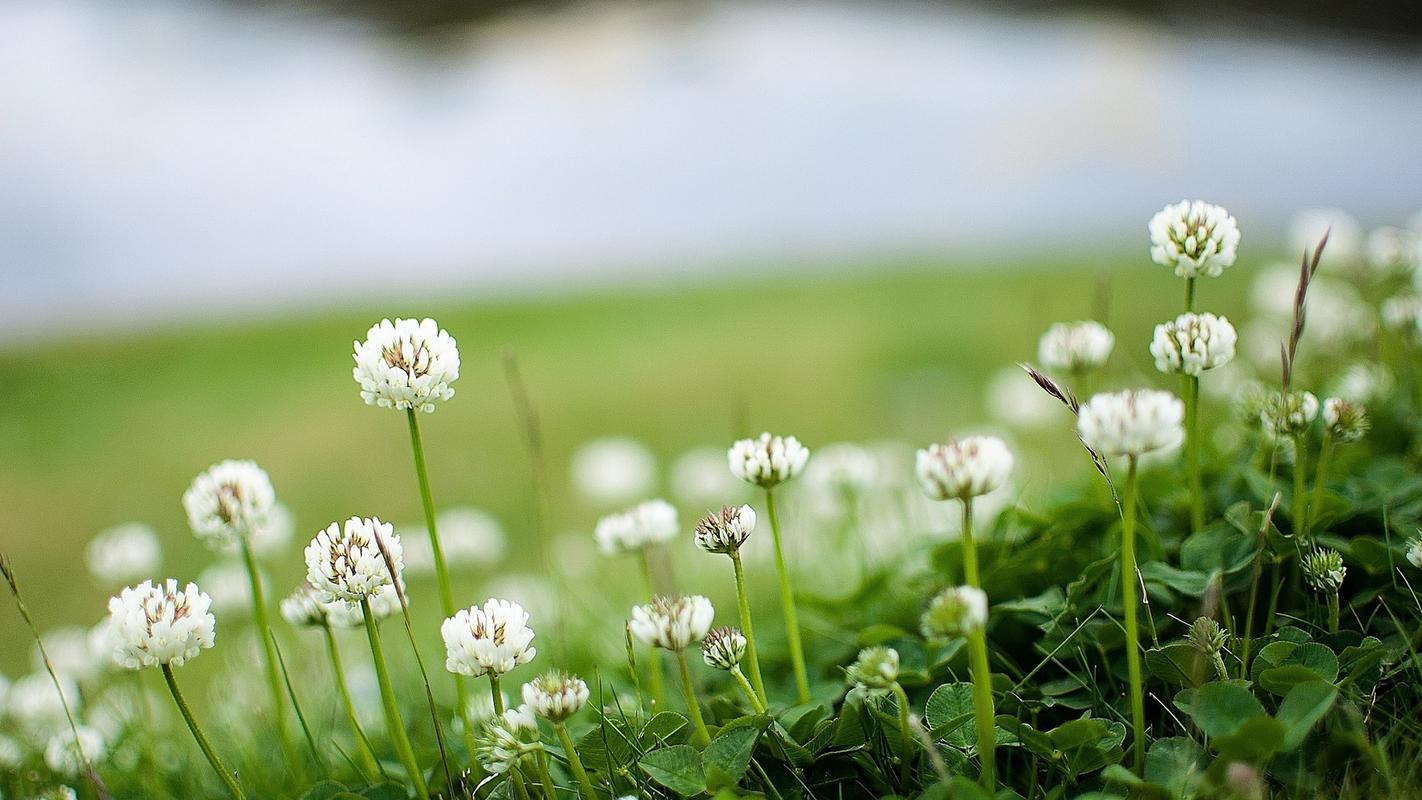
[
  {"x1": 196, "y1": 561, "x2": 254, "y2": 615},
  {"x1": 986, "y1": 367, "x2": 1060, "y2": 431},
  {"x1": 1078, "y1": 390, "x2": 1185, "y2": 457},
  {"x1": 352, "y1": 317, "x2": 459, "y2": 413},
  {"x1": 1329, "y1": 362, "x2": 1393, "y2": 403},
  {"x1": 43, "y1": 725, "x2": 104, "y2": 776},
  {"x1": 693, "y1": 505, "x2": 756, "y2": 554},
  {"x1": 1323, "y1": 398, "x2": 1369, "y2": 443},
  {"x1": 1406, "y1": 535, "x2": 1422, "y2": 569},
  {"x1": 701, "y1": 627, "x2": 747, "y2": 670},
  {"x1": 304, "y1": 517, "x2": 404, "y2": 606},
  {"x1": 37, "y1": 789, "x2": 79, "y2": 800},
  {"x1": 1037, "y1": 320, "x2": 1114, "y2": 373},
  {"x1": 8, "y1": 672, "x2": 81, "y2": 733},
  {"x1": 521, "y1": 671, "x2": 589, "y2": 722},
  {"x1": 728, "y1": 433, "x2": 809, "y2": 488},
  {"x1": 629, "y1": 595, "x2": 715, "y2": 651},
  {"x1": 323, "y1": 586, "x2": 399, "y2": 627},
  {"x1": 1150, "y1": 313, "x2": 1237, "y2": 376},
  {"x1": 1149, "y1": 200, "x2": 1241, "y2": 278},
  {"x1": 921, "y1": 585, "x2": 988, "y2": 639},
  {"x1": 801, "y1": 442, "x2": 878, "y2": 496},
  {"x1": 442, "y1": 599, "x2": 537, "y2": 677},
  {"x1": 670, "y1": 447, "x2": 750, "y2": 509},
  {"x1": 87, "y1": 683, "x2": 164, "y2": 740},
  {"x1": 403, "y1": 508, "x2": 506, "y2": 575},
  {"x1": 0, "y1": 734, "x2": 21, "y2": 769},
  {"x1": 182, "y1": 460, "x2": 277, "y2": 549},
  {"x1": 279, "y1": 583, "x2": 330, "y2": 628},
  {"x1": 845, "y1": 646, "x2": 899, "y2": 691},
  {"x1": 1301, "y1": 549, "x2": 1346, "y2": 593},
  {"x1": 1250, "y1": 266, "x2": 1373, "y2": 345},
  {"x1": 1288, "y1": 207, "x2": 1362, "y2": 268},
  {"x1": 475, "y1": 704, "x2": 539, "y2": 774},
  {"x1": 1381, "y1": 295, "x2": 1422, "y2": 333},
  {"x1": 594, "y1": 499, "x2": 679, "y2": 556},
  {"x1": 107, "y1": 579, "x2": 216, "y2": 669},
  {"x1": 571, "y1": 437, "x2": 657, "y2": 507},
  {"x1": 1260, "y1": 391, "x2": 1319, "y2": 438},
  {"x1": 482, "y1": 574, "x2": 559, "y2": 624},
  {"x1": 86, "y1": 523, "x2": 161, "y2": 584},
  {"x1": 1366, "y1": 225, "x2": 1421, "y2": 274},
  {"x1": 241, "y1": 503, "x2": 295, "y2": 558},
  {"x1": 462, "y1": 690, "x2": 509, "y2": 728},
  {"x1": 915, "y1": 436, "x2": 1013, "y2": 501},
  {"x1": 32, "y1": 627, "x2": 106, "y2": 686}
]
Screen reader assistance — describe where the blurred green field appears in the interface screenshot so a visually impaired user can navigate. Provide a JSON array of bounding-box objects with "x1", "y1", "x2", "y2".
[{"x1": 0, "y1": 258, "x2": 1257, "y2": 676}]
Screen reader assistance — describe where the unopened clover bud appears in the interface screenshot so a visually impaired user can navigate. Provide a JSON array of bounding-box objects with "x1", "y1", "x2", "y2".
[
  {"x1": 1301, "y1": 548, "x2": 1346, "y2": 593},
  {"x1": 920, "y1": 585, "x2": 988, "y2": 639},
  {"x1": 1323, "y1": 398, "x2": 1369, "y2": 443},
  {"x1": 845, "y1": 646, "x2": 900, "y2": 692}
]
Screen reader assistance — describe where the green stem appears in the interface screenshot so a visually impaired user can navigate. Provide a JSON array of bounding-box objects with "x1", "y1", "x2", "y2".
[
  {"x1": 1327, "y1": 592, "x2": 1340, "y2": 634},
  {"x1": 637, "y1": 551, "x2": 668, "y2": 710},
  {"x1": 490, "y1": 674, "x2": 506, "y2": 715},
  {"x1": 961, "y1": 499, "x2": 995, "y2": 790},
  {"x1": 555, "y1": 722, "x2": 599, "y2": 800},
  {"x1": 1292, "y1": 434, "x2": 1309, "y2": 539},
  {"x1": 1121, "y1": 458, "x2": 1147, "y2": 773},
  {"x1": 1309, "y1": 434, "x2": 1334, "y2": 537},
  {"x1": 362, "y1": 599, "x2": 430, "y2": 800},
  {"x1": 239, "y1": 539, "x2": 297, "y2": 771},
  {"x1": 324, "y1": 625, "x2": 382, "y2": 780},
  {"x1": 891, "y1": 682, "x2": 914, "y2": 786},
  {"x1": 1184, "y1": 276, "x2": 1196, "y2": 312},
  {"x1": 731, "y1": 666, "x2": 767, "y2": 714},
  {"x1": 766, "y1": 488, "x2": 811, "y2": 703},
  {"x1": 676, "y1": 650, "x2": 711, "y2": 746},
  {"x1": 730, "y1": 552, "x2": 768, "y2": 705},
  {"x1": 1186, "y1": 374, "x2": 1204, "y2": 534},
  {"x1": 162, "y1": 664, "x2": 246, "y2": 800},
  {"x1": 534, "y1": 747, "x2": 558, "y2": 800}
]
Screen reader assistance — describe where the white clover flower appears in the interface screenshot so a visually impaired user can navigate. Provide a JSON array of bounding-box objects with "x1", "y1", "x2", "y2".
[
  {"x1": 629, "y1": 595, "x2": 715, "y2": 652},
  {"x1": 521, "y1": 671, "x2": 589, "y2": 722},
  {"x1": 728, "y1": 433, "x2": 810, "y2": 488},
  {"x1": 1330, "y1": 362, "x2": 1393, "y2": 403},
  {"x1": 1078, "y1": 390, "x2": 1185, "y2": 457},
  {"x1": 1250, "y1": 266, "x2": 1374, "y2": 347},
  {"x1": 85, "y1": 523, "x2": 161, "y2": 584},
  {"x1": 352, "y1": 317, "x2": 460, "y2": 413},
  {"x1": 915, "y1": 436, "x2": 1013, "y2": 501},
  {"x1": 196, "y1": 561, "x2": 255, "y2": 615},
  {"x1": 594, "y1": 499, "x2": 679, "y2": 556},
  {"x1": 403, "y1": 508, "x2": 507, "y2": 575},
  {"x1": 239, "y1": 503, "x2": 295, "y2": 559},
  {"x1": 1323, "y1": 398, "x2": 1369, "y2": 443},
  {"x1": 1288, "y1": 207, "x2": 1362, "y2": 268},
  {"x1": 43, "y1": 725, "x2": 104, "y2": 776},
  {"x1": 106, "y1": 579, "x2": 217, "y2": 669},
  {"x1": 38, "y1": 789, "x2": 79, "y2": 800},
  {"x1": 845, "y1": 646, "x2": 899, "y2": 691},
  {"x1": 183, "y1": 460, "x2": 278, "y2": 549},
  {"x1": 670, "y1": 447, "x2": 751, "y2": 509},
  {"x1": 279, "y1": 583, "x2": 330, "y2": 628},
  {"x1": 304, "y1": 516, "x2": 404, "y2": 606},
  {"x1": 442, "y1": 599, "x2": 537, "y2": 677},
  {"x1": 986, "y1": 367, "x2": 1061, "y2": 432},
  {"x1": 1301, "y1": 549, "x2": 1346, "y2": 593},
  {"x1": 1366, "y1": 225, "x2": 1421, "y2": 274},
  {"x1": 921, "y1": 585, "x2": 988, "y2": 639},
  {"x1": 8, "y1": 672, "x2": 81, "y2": 733},
  {"x1": 701, "y1": 627, "x2": 747, "y2": 670},
  {"x1": 0, "y1": 734, "x2": 21, "y2": 770},
  {"x1": 1149, "y1": 200, "x2": 1241, "y2": 278},
  {"x1": 475, "y1": 704, "x2": 539, "y2": 774},
  {"x1": 1381, "y1": 295, "x2": 1422, "y2": 334},
  {"x1": 693, "y1": 505, "x2": 756, "y2": 555},
  {"x1": 1407, "y1": 535, "x2": 1422, "y2": 569},
  {"x1": 323, "y1": 585, "x2": 400, "y2": 628},
  {"x1": 1260, "y1": 391, "x2": 1319, "y2": 438},
  {"x1": 32, "y1": 627, "x2": 107, "y2": 686},
  {"x1": 1037, "y1": 320, "x2": 1115, "y2": 373},
  {"x1": 570, "y1": 437, "x2": 658, "y2": 507},
  {"x1": 1150, "y1": 312, "x2": 1237, "y2": 376},
  {"x1": 802, "y1": 442, "x2": 879, "y2": 495}
]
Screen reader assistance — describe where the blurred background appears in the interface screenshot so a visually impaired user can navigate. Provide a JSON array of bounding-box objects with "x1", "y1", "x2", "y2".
[{"x1": 2, "y1": 0, "x2": 1420, "y2": 682}]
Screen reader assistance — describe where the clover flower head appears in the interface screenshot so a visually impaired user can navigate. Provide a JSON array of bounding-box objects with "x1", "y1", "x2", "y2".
[
  {"x1": 1038, "y1": 320, "x2": 1115, "y2": 373},
  {"x1": 1407, "y1": 534, "x2": 1422, "y2": 569},
  {"x1": 182, "y1": 460, "x2": 277, "y2": 548},
  {"x1": 1330, "y1": 362, "x2": 1393, "y2": 403},
  {"x1": 921, "y1": 585, "x2": 988, "y2": 639},
  {"x1": 845, "y1": 646, "x2": 900, "y2": 691},
  {"x1": 694, "y1": 505, "x2": 756, "y2": 554},
  {"x1": 1260, "y1": 391, "x2": 1319, "y2": 438},
  {"x1": 86, "y1": 523, "x2": 162, "y2": 584},
  {"x1": 915, "y1": 436, "x2": 1014, "y2": 501},
  {"x1": 570, "y1": 437, "x2": 657, "y2": 506},
  {"x1": 1149, "y1": 200, "x2": 1241, "y2": 278},
  {"x1": 38, "y1": 789, "x2": 79, "y2": 800},
  {"x1": 0, "y1": 734, "x2": 21, "y2": 770},
  {"x1": 728, "y1": 433, "x2": 810, "y2": 488},
  {"x1": 475, "y1": 704, "x2": 540, "y2": 774},
  {"x1": 304, "y1": 516, "x2": 404, "y2": 606},
  {"x1": 1366, "y1": 225, "x2": 1421, "y2": 274},
  {"x1": 1188, "y1": 617, "x2": 1228, "y2": 655},
  {"x1": 352, "y1": 317, "x2": 460, "y2": 413},
  {"x1": 1381, "y1": 295, "x2": 1422, "y2": 333},
  {"x1": 594, "y1": 499, "x2": 679, "y2": 556},
  {"x1": 629, "y1": 595, "x2": 715, "y2": 651},
  {"x1": 106, "y1": 579, "x2": 216, "y2": 670},
  {"x1": 280, "y1": 582, "x2": 330, "y2": 628},
  {"x1": 325, "y1": 585, "x2": 400, "y2": 628},
  {"x1": 8, "y1": 672, "x2": 82, "y2": 732},
  {"x1": 1078, "y1": 389, "x2": 1185, "y2": 457},
  {"x1": 442, "y1": 598, "x2": 537, "y2": 677},
  {"x1": 43, "y1": 725, "x2": 105, "y2": 777},
  {"x1": 701, "y1": 627, "x2": 747, "y2": 670},
  {"x1": 1323, "y1": 398, "x2": 1369, "y2": 443},
  {"x1": 33, "y1": 626, "x2": 108, "y2": 686},
  {"x1": 1150, "y1": 313, "x2": 1237, "y2": 376},
  {"x1": 521, "y1": 670, "x2": 589, "y2": 722},
  {"x1": 1302, "y1": 548, "x2": 1346, "y2": 593}
]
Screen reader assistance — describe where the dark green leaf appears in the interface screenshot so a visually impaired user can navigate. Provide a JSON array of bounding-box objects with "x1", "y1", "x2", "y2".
[
  {"x1": 1275, "y1": 680, "x2": 1337, "y2": 751},
  {"x1": 1180, "y1": 682, "x2": 1265, "y2": 738},
  {"x1": 639, "y1": 745, "x2": 706, "y2": 796}
]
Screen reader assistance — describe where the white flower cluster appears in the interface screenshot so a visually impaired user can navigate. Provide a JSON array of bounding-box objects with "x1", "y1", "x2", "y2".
[
  {"x1": 629, "y1": 595, "x2": 715, "y2": 652},
  {"x1": 86, "y1": 523, "x2": 162, "y2": 584},
  {"x1": 404, "y1": 507, "x2": 507, "y2": 574},
  {"x1": 1302, "y1": 549, "x2": 1346, "y2": 593},
  {"x1": 1078, "y1": 390, "x2": 1184, "y2": 457},
  {"x1": 441, "y1": 599, "x2": 537, "y2": 677},
  {"x1": 1037, "y1": 321, "x2": 1114, "y2": 373},
  {"x1": 693, "y1": 505, "x2": 756, "y2": 554},
  {"x1": 915, "y1": 436, "x2": 1013, "y2": 501},
  {"x1": 44, "y1": 725, "x2": 105, "y2": 776},
  {"x1": 1407, "y1": 535, "x2": 1422, "y2": 570},
  {"x1": 7, "y1": 672, "x2": 81, "y2": 733},
  {"x1": 521, "y1": 671, "x2": 589, "y2": 722},
  {"x1": 921, "y1": 585, "x2": 988, "y2": 638},
  {"x1": 1323, "y1": 398, "x2": 1369, "y2": 443},
  {"x1": 570, "y1": 437, "x2": 657, "y2": 506},
  {"x1": 106, "y1": 579, "x2": 217, "y2": 669},
  {"x1": 475, "y1": 705, "x2": 539, "y2": 774},
  {"x1": 279, "y1": 582, "x2": 331, "y2": 627},
  {"x1": 1150, "y1": 312, "x2": 1237, "y2": 376},
  {"x1": 304, "y1": 517, "x2": 405, "y2": 606},
  {"x1": 701, "y1": 627, "x2": 747, "y2": 670},
  {"x1": 728, "y1": 433, "x2": 810, "y2": 488},
  {"x1": 594, "y1": 499, "x2": 679, "y2": 555},
  {"x1": 182, "y1": 460, "x2": 277, "y2": 549},
  {"x1": 1149, "y1": 200, "x2": 1241, "y2": 278},
  {"x1": 1260, "y1": 391, "x2": 1319, "y2": 438},
  {"x1": 845, "y1": 646, "x2": 899, "y2": 691},
  {"x1": 352, "y1": 318, "x2": 460, "y2": 413}
]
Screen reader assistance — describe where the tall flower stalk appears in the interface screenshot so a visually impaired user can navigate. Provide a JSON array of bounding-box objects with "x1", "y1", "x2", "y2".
[
  {"x1": 730, "y1": 433, "x2": 811, "y2": 703},
  {"x1": 921, "y1": 585, "x2": 989, "y2": 786},
  {"x1": 1310, "y1": 399, "x2": 1369, "y2": 533},
  {"x1": 630, "y1": 595, "x2": 716, "y2": 745},
  {"x1": 694, "y1": 506, "x2": 768, "y2": 705},
  {"x1": 845, "y1": 646, "x2": 913, "y2": 784},
  {"x1": 1119, "y1": 458, "x2": 1146, "y2": 769},
  {"x1": 361, "y1": 599, "x2": 428, "y2": 799},
  {"x1": 596, "y1": 499, "x2": 679, "y2": 709},
  {"x1": 162, "y1": 664, "x2": 245, "y2": 799}
]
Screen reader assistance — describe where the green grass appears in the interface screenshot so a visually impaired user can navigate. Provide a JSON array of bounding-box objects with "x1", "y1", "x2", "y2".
[{"x1": 0, "y1": 256, "x2": 1257, "y2": 676}]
